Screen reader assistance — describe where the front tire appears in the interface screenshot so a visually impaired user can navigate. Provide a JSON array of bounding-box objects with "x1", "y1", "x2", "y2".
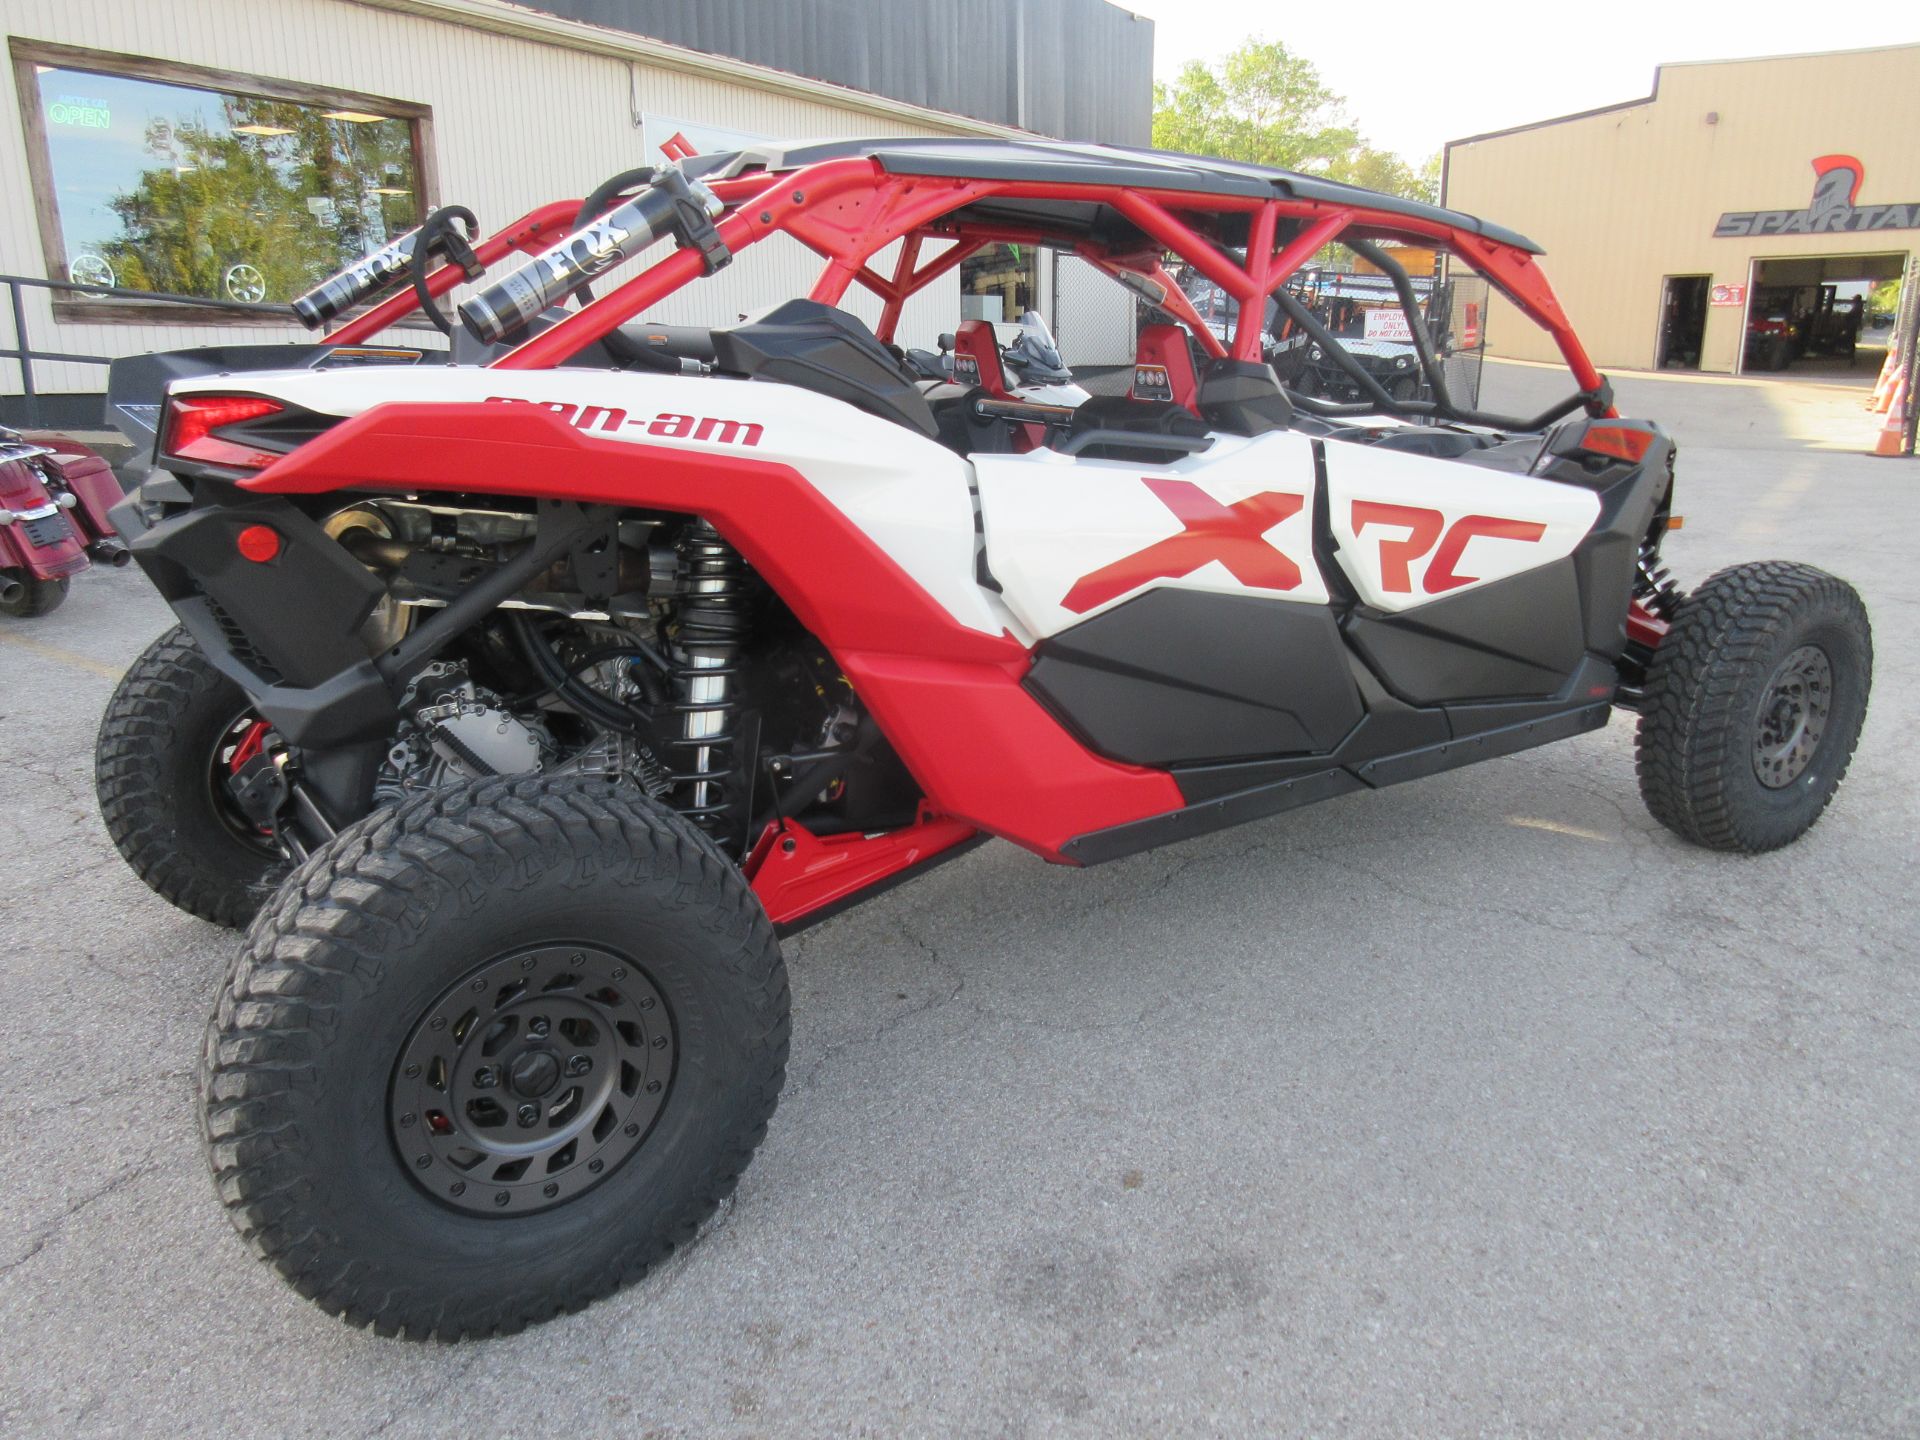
[
  {"x1": 95, "y1": 626, "x2": 290, "y2": 926},
  {"x1": 1636, "y1": 562, "x2": 1871, "y2": 852},
  {"x1": 201, "y1": 775, "x2": 790, "y2": 1339},
  {"x1": 1, "y1": 572, "x2": 68, "y2": 617}
]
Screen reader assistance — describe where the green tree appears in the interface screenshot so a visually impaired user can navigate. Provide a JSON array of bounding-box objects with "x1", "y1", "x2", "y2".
[
  {"x1": 1153, "y1": 37, "x2": 1435, "y2": 203},
  {"x1": 100, "y1": 96, "x2": 417, "y2": 302}
]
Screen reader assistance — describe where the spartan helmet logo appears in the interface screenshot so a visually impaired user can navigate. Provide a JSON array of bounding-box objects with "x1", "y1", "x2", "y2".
[{"x1": 1808, "y1": 155, "x2": 1864, "y2": 222}]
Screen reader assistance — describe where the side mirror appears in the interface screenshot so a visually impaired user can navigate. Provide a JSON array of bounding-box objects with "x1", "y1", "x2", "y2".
[{"x1": 937, "y1": 332, "x2": 955, "y2": 352}]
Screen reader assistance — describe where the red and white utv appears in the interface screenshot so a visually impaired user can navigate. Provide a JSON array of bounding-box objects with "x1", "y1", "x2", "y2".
[{"x1": 93, "y1": 139, "x2": 1870, "y2": 1338}]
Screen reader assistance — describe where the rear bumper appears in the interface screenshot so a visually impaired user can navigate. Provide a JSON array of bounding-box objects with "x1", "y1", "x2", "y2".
[{"x1": 123, "y1": 476, "x2": 393, "y2": 751}]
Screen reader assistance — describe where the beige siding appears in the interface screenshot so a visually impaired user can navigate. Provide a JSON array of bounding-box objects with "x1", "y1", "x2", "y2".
[
  {"x1": 0, "y1": 0, "x2": 987, "y2": 394},
  {"x1": 1444, "y1": 45, "x2": 1920, "y2": 373}
]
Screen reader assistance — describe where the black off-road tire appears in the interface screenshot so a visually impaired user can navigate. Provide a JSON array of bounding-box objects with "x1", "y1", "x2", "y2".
[
  {"x1": 200, "y1": 775, "x2": 790, "y2": 1340},
  {"x1": 1636, "y1": 561, "x2": 1871, "y2": 853},
  {"x1": 1, "y1": 572, "x2": 68, "y2": 617},
  {"x1": 95, "y1": 626, "x2": 289, "y2": 926}
]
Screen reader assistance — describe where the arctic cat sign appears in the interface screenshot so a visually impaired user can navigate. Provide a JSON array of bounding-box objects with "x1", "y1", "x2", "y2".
[{"x1": 1716, "y1": 155, "x2": 1920, "y2": 237}]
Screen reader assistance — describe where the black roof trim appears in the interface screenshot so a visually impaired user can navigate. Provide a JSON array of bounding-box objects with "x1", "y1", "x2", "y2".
[{"x1": 684, "y1": 137, "x2": 1546, "y2": 254}]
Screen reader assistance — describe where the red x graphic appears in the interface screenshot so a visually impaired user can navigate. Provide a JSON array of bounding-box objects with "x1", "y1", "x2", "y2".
[{"x1": 1062, "y1": 479, "x2": 1306, "y2": 614}]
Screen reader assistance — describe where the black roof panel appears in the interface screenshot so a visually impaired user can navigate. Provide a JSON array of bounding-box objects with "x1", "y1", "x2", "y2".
[{"x1": 684, "y1": 137, "x2": 1544, "y2": 254}]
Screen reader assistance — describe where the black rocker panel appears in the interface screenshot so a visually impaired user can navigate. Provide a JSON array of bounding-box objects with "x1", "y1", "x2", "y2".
[
  {"x1": 1341, "y1": 556, "x2": 1587, "y2": 705},
  {"x1": 1026, "y1": 589, "x2": 1364, "y2": 766}
]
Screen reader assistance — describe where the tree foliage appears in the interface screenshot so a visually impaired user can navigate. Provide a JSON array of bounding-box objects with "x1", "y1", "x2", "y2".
[
  {"x1": 98, "y1": 97, "x2": 416, "y2": 302},
  {"x1": 1152, "y1": 38, "x2": 1436, "y2": 204}
]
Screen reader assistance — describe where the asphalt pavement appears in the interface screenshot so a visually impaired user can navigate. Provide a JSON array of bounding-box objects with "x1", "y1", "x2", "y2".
[{"x1": 0, "y1": 364, "x2": 1914, "y2": 1437}]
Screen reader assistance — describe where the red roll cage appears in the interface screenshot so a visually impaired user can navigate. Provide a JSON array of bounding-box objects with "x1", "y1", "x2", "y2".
[{"x1": 321, "y1": 154, "x2": 1610, "y2": 424}]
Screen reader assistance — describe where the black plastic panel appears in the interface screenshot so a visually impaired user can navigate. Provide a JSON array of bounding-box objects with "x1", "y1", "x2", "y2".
[
  {"x1": 1026, "y1": 589, "x2": 1363, "y2": 766},
  {"x1": 711, "y1": 300, "x2": 937, "y2": 436},
  {"x1": 1343, "y1": 558, "x2": 1587, "y2": 704}
]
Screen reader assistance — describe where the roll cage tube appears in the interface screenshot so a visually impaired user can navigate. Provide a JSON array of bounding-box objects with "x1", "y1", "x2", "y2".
[{"x1": 487, "y1": 157, "x2": 1613, "y2": 427}]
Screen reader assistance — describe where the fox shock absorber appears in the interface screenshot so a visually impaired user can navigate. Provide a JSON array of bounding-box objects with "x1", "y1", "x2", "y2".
[
  {"x1": 291, "y1": 208, "x2": 484, "y2": 328},
  {"x1": 665, "y1": 522, "x2": 753, "y2": 841},
  {"x1": 458, "y1": 171, "x2": 728, "y2": 345}
]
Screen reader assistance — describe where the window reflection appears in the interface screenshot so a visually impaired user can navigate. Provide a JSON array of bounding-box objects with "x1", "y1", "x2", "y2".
[{"x1": 33, "y1": 65, "x2": 421, "y2": 304}]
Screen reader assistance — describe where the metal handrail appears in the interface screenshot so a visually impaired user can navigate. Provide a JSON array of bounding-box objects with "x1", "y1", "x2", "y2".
[
  {"x1": 3, "y1": 272, "x2": 298, "y2": 427},
  {"x1": 0, "y1": 273, "x2": 445, "y2": 428}
]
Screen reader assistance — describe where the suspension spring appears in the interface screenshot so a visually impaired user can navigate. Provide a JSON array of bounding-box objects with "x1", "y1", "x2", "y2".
[
  {"x1": 1636, "y1": 540, "x2": 1682, "y2": 620},
  {"x1": 663, "y1": 521, "x2": 754, "y2": 843}
]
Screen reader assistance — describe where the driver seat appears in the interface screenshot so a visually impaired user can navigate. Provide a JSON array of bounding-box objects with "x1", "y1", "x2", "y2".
[
  {"x1": 1129, "y1": 324, "x2": 1201, "y2": 415},
  {"x1": 952, "y1": 320, "x2": 1011, "y2": 398}
]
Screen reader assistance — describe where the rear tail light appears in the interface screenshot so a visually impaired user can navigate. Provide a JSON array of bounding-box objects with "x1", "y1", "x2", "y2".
[
  {"x1": 1580, "y1": 423, "x2": 1655, "y2": 464},
  {"x1": 161, "y1": 395, "x2": 286, "y2": 471}
]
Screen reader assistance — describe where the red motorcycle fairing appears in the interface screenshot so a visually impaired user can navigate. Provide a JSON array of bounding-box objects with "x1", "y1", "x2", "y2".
[
  {"x1": 0, "y1": 444, "x2": 88, "y2": 582},
  {"x1": 243, "y1": 399, "x2": 1188, "y2": 861},
  {"x1": 24, "y1": 434, "x2": 124, "y2": 552}
]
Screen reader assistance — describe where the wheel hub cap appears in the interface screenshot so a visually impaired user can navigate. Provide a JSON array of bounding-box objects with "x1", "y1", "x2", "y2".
[
  {"x1": 1752, "y1": 644, "x2": 1833, "y2": 789},
  {"x1": 389, "y1": 943, "x2": 676, "y2": 1216}
]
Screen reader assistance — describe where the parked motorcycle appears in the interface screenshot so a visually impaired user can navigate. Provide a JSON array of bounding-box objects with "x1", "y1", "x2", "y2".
[{"x1": 0, "y1": 429, "x2": 127, "y2": 617}]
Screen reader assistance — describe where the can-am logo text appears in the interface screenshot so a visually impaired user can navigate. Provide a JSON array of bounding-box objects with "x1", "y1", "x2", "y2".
[
  {"x1": 485, "y1": 395, "x2": 764, "y2": 447},
  {"x1": 1715, "y1": 155, "x2": 1920, "y2": 237}
]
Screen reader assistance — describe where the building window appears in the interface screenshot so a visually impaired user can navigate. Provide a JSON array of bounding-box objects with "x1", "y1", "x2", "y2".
[
  {"x1": 961, "y1": 243, "x2": 1037, "y2": 322},
  {"x1": 11, "y1": 41, "x2": 431, "y2": 319}
]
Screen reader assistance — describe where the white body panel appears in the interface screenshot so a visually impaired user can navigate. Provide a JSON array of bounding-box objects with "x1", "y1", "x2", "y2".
[
  {"x1": 974, "y1": 430, "x2": 1326, "y2": 641},
  {"x1": 1322, "y1": 440, "x2": 1601, "y2": 613},
  {"x1": 174, "y1": 365, "x2": 1011, "y2": 637}
]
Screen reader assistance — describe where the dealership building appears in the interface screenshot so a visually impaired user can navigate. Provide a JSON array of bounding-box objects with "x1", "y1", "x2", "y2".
[
  {"x1": 1442, "y1": 43, "x2": 1920, "y2": 376},
  {"x1": 1, "y1": 0, "x2": 1151, "y2": 425}
]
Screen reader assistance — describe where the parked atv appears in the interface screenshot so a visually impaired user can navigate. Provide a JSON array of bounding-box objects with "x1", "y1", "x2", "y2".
[
  {"x1": 0, "y1": 429, "x2": 126, "y2": 617},
  {"x1": 95, "y1": 141, "x2": 1871, "y2": 1340}
]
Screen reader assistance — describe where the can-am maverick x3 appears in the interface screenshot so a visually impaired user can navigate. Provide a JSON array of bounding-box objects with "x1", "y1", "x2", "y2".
[{"x1": 95, "y1": 139, "x2": 1871, "y2": 1339}]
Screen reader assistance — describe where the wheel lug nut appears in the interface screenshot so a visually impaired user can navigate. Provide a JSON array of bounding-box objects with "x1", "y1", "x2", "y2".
[
  {"x1": 400, "y1": 1112, "x2": 417, "y2": 1128},
  {"x1": 566, "y1": 1054, "x2": 592, "y2": 1076},
  {"x1": 625, "y1": 1122, "x2": 640, "y2": 1137},
  {"x1": 415, "y1": 1154, "x2": 431, "y2": 1169},
  {"x1": 588, "y1": 1158, "x2": 604, "y2": 1173},
  {"x1": 646, "y1": 1080, "x2": 662, "y2": 1093},
  {"x1": 450, "y1": 1181, "x2": 466, "y2": 1196},
  {"x1": 473, "y1": 1066, "x2": 498, "y2": 1089},
  {"x1": 543, "y1": 1183, "x2": 559, "y2": 1198},
  {"x1": 517, "y1": 1103, "x2": 540, "y2": 1127},
  {"x1": 528, "y1": 1017, "x2": 550, "y2": 1038},
  {"x1": 494, "y1": 1191, "x2": 510, "y2": 1207}
]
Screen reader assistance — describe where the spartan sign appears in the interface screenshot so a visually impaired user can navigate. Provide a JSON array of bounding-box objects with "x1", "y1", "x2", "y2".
[{"x1": 1716, "y1": 155, "x2": 1920, "y2": 237}]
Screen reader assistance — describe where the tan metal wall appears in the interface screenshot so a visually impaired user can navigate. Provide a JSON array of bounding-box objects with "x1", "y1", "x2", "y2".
[
  {"x1": 1444, "y1": 44, "x2": 1920, "y2": 373},
  {"x1": 0, "y1": 0, "x2": 1001, "y2": 395}
]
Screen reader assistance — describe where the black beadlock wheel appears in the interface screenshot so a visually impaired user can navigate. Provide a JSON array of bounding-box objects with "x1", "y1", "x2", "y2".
[
  {"x1": 200, "y1": 774, "x2": 790, "y2": 1340},
  {"x1": 95, "y1": 626, "x2": 291, "y2": 926},
  {"x1": 1636, "y1": 561, "x2": 1871, "y2": 853},
  {"x1": 1, "y1": 571, "x2": 69, "y2": 618}
]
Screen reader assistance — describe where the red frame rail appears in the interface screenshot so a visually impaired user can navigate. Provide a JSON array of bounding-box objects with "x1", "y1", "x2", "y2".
[{"x1": 486, "y1": 159, "x2": 1608, "y2": 402}]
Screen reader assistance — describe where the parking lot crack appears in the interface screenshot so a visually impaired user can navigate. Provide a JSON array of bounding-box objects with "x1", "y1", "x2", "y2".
[{"x1": 0, "y1": 1155, "x2": 164, "y2": 1281}]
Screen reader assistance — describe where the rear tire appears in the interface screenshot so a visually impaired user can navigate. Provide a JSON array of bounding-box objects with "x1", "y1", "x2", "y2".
[
  {"x1": 1636, "y1": 562, "x2": 1871, "y2": 852},
  {"x1": 200, "y1": 775, "x2": 790, "y2": 1339},
  {"x1": 95, "y1": 626, "x2": 290, "y2": 926},
  {"x1": 0, "y1": 572, "x2": 68, "y2": 617}
]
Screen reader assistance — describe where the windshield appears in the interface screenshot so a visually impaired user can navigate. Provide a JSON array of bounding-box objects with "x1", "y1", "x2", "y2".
[{"x1": 1006, "y1": 311, "x2": 1069, "y2": 378}]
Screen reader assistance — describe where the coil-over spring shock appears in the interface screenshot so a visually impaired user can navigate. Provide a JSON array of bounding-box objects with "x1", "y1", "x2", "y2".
[{"x1": 664, "y1": 521, "x2": 753, "y2": 843}]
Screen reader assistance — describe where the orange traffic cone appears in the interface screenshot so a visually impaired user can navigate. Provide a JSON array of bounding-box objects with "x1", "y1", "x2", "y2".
[
  {"x1": 1870, "y1": 349, "x2": 1899, "y2": 412},
  {"x1": 1872, "y1": 374, "x2": 1909, "y2": 456}
]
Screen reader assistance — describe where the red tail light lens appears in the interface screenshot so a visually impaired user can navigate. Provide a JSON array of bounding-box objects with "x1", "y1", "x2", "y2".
[
  {"x1": 162, "y1": 395, "x2": 285, "y2": 470},
  {"x1": 1580, "y1": 423, "x2": 1655, "y2": 464}
]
